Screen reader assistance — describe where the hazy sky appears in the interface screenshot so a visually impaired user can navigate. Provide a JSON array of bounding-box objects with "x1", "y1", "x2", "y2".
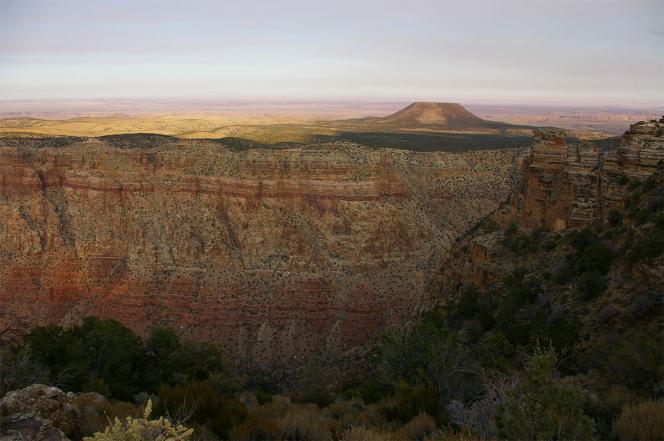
[{"x1": 0, "y1": 0, "x2": 662, "y2": 105}]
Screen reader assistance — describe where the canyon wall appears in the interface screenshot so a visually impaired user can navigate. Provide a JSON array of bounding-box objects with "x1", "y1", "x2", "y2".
[
  {"x1": 444, "y1": 118, "x2": 664, "y2": 293},
  {"x1": 0, "y1": 136, "x2": 515, "y2": 369},
  {"x1": 514, "y1": 118, "x2": 664, "y2": 231}
]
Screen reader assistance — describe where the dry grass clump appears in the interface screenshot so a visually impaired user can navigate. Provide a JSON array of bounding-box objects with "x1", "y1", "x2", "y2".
[
  {"x1": 229, "y1": 395, "x2": 290, "y2": 440},
  {"x1": 229, "y1": 413, "x2": 281, "y2": 440},
  {"x1": 231, "y1": 395, "x2": 494, "y2": 441},
  {"x1": 340, "y1": 425, "x2": 489, "y2": 441},
  {"x1": 71, "y1": 393, "x2": 137, "y2": 436},
  {"x1": 423, "y1": 428, "x2": 490, "y2": 441},
  {"x1": 341, "y1": 425, "x2": 399, "y2": 441},
  {"x1": 232, "y1": 395, "x2": 338, "y2": 441},
  {"x1": 605, "y1": 384, "x2": 641, "y2": 414},
  {"x1": 277, "y1": 403, "x2": 335, "y2": 441},
  {"x1": 395, "y1": 412, "x2": 437, "y2": 440},
  {"x1": 615, "y1": 401, "x2": 664, "y2": 441},
  {"x1": 327, "y1": 398, "x2": 387, "y2": 435}
]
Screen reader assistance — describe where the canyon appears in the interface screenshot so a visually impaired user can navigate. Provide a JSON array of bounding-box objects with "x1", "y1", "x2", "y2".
[
  {"x1": 2, "y1": 103, "x2": 660, "y2": 374},
  {"x1": 0, "y1": 127, "x2": 516, "y2": 370}
]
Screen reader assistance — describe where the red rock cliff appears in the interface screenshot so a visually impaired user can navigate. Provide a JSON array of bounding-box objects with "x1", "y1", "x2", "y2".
[
  {"x1": 442, "y1": 118, "x2": 664, "y2": 295},
  {"x1": 514, "y1": 119, "x2": 664, "y2": 231},
  {"x1": 0, "y1": 136, "x2": 516, "y2": 369}
]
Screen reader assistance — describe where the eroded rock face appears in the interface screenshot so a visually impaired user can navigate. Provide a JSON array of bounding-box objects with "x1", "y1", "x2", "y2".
[
  {"x1": 514, "y1": 119, "x2": 664, "y2": 231},
  {"x1": 0, "y1": 414, "x2": 69, "y2": 441},
  {"x1": 0, "y1": 137, "x2": 515, "y2": 368},
  {"x1": 443, "y1": 118, "x2": 664, "y2": 296}
]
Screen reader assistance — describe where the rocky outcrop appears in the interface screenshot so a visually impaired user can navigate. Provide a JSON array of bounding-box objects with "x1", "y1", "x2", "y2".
[
  {"x1": 443, "y1": 118, "x2": 664, "y2": 296},
  {"x1": 0, "y1": 414, "x2": 69, "y2": 441},
  {"x1": 0, "y1": 136, "x2": 516, "y2": 369},
  {"x1": 0, "y1": 385, "x2": 80, "y2": 440},
  {"x1": 514, "y1": 118, "x2": 664, "y2": 231}
]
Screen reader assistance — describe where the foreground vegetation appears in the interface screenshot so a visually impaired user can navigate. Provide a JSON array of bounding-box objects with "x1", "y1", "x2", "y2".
[
  {"x1": 0, "y1": 319, "x2": 565, "y2": 440},
  {"x1": 3, "y1": 307, "x2": 660, "y2": 440}
]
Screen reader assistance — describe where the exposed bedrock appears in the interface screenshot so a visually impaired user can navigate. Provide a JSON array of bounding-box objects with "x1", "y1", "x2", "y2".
[
  {"x1": 0, "y1": 137, "x2": 515, "y2": 370},
  {"x1": 514, "y1": 118, "x2": 664, "y2": 231},
  {"x1": 444, "y1": 118, "x2": 664, "y2": 293}
]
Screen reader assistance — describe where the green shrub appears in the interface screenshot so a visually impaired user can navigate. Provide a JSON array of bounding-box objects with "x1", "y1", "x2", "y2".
[
  {"x1": 577, "y1": 271, "x2": 608, "y2": 300},
  {"x1": 655, "y1": 211, "x2": 664, "y2": 230},
  {"x1": 370, "y1": 313, "x2": 483, "y2": 412},
  {"x1": 25, "y1": 317, "x2": 145, "y2": 400},
  {"x1": 627, "y1": 179, "x2": 642, "y2": 191},
  {"x1": 554, "y1": 229, "x2": 614, "y2": 293},
  {"x1": 255, "y1": 389, "x2": 273, "y2": 406},
  {"x1": 608, "y1": 209, "x2": 624, "y2": 226},
  {"x1": 496, "y1": 273, "x2": 543, "y2": 345},
  {"x1": 535, "y1": 310, "x2": 580, "y2": 352},
  {"x1": 578, "y1": 241, "x2": 614, "y2": 274},
  {"x1": 82, "y1": 377, "x2": 111, "y2": 397},
  {"x1": 553, "y1": 261, "x2": 575, "y2": 285},
  {"x1": 642, "y1": 174, "x2": 658, "y2": 192},
  {"x1": 356, "y1": 376, "x2": 394, "y2": 404},
  {"x1": 451, "y1": 284, "x2": 480, "y2": 321},
  {"x1": 497, "y1": 346, "x2": 596, "y2": 441},
  {"x1": 502, "y1": 227, "x2": 543, "y2": 255},
  {"x1": 632, "y1": 207, "x2": 651, "y2": 225},
  {"x1": 478, "y1": 331, "x2": 515, "y2": 372},
  {"x1": 568, "y1": 228, "x2": 596, "y2": 251},
  {"x1": 542, "y1": 235, "x2": 558, "y2": 251},
  {"x1": 580, "y1": 331, "x2": 663, "y2": 396},
  {"x1": 629, "y1": 229, "x2": 664, "y2": 263},
  {"x1": 144, "y1": 327, "x2": 184, "y2": 387},
  {"x1": 504, "y1": 222, "x2": 518, "y2": 237},
  {"x1": 22, "y1": 318, "x2": 237, "y2": 402}
]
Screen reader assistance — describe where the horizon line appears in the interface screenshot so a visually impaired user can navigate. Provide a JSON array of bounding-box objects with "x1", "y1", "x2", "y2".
[{"x1": 1, "y1": 96, "x2": 662, "y2": 109}]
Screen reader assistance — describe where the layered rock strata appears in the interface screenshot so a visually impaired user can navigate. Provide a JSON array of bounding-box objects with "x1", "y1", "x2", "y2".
[
  {"x1": 444, "y1": 118, "x2": 664, "y2": 294},
  {"x1": 0, "y1": 136, "x2": 515, "y2": 369},
  {"x1": 514, "y1": 118, "x2": 664, "y2": 231}
]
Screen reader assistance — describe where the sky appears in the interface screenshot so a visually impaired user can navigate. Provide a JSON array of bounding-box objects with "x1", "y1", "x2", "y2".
[{"x1": 0, "y1": 0, "x2": 662, "y2": 106}]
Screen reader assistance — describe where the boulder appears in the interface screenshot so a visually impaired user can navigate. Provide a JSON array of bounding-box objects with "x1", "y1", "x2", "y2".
[
  {"x1": 0, "y1": 384, "x2": 80, "y2": 439},
  {"x1": 0, "y1": 414, "x2": 69, "y2": 441}
]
